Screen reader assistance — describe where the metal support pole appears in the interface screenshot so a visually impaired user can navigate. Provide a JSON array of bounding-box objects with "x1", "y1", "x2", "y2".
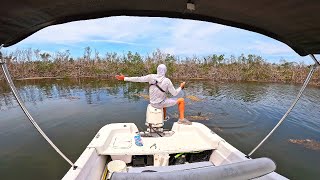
[
  {"x1": 310, "y1": 54, "x2": 320, "y2": 66},
  {"x1": 247, "y1": 54, "x2": 319, "y2": 158},
  {"x1": 0, "y1": 44, "x2": 4, "y2": 64},
  {"x1": 0, "y1": 45, "x2": 77, "y2": 169}
]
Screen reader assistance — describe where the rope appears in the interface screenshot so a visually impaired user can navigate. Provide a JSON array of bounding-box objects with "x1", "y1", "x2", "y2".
[
  {"x1": 247, "y1": 56, "x2": 319, "y2": 157},
  {"x1": 0, "y1": 52, "x2": 77, "y2": 169}
]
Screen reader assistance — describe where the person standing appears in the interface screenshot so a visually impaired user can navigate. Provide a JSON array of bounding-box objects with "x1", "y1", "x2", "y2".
[{"x1": 115, "y1": 64, "x2": 191, "y2": 125}]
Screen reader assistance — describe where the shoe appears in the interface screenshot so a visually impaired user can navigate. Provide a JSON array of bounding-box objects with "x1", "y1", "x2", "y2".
[{"x1": 178, "y1": 118, "x2": 192, "y2": 125}]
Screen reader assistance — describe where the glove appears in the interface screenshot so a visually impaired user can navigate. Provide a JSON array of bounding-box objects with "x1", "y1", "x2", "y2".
[
  {"x1": 115, "y1": 74, "x2": 125, "y2": 81},
  {"x1": 180, "y1": 82, "x2": 186, "y2": 89}
]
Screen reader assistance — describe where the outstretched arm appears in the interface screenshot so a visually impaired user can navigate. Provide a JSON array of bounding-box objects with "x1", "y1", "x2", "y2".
[
  {"x1": 124, "y1": 75, "x2": 152, "y2": 82},
  {"x1": 115, "y1": 74, "x2": 152, "y2": 83},
  {"x1": 168, "y1": 81, "x2": 185, "y2": 96}
]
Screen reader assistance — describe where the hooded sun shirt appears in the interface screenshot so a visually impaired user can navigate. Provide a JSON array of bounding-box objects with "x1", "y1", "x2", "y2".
[{"x1": 124, "y1": 64, "x2": 181, "y2": 104}]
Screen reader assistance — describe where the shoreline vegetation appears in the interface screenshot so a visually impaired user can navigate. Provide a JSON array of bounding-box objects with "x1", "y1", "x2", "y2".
[{"x1": 0, "y1": 47, "x2": 319, "y2": 86}]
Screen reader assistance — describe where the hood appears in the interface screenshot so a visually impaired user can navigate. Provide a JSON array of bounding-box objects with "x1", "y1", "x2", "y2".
[{"x1": 155, "y1": 64, "x2": 167, "y2": 82}]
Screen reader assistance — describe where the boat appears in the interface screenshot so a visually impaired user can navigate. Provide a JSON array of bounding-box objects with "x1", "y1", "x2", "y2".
[
  {"x1": 62, "y1": 105, "x2": 284, "y2": 179},
  {"x1": 0, "y1": 1, "x2": 319, "y2": 180}
]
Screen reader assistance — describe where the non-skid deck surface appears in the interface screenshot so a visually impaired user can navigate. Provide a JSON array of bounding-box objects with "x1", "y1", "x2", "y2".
[{"x1": 101, "y1": 131, "x2": 213, "y2": 155}]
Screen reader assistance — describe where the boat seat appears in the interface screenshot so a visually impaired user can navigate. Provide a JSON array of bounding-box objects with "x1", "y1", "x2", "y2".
[
  {"x1": 145, "y1": 104, "x2": 164, "y2": 128},
  {"x1": 128, "y1": 161, "x2": 214, "y2": 173}
]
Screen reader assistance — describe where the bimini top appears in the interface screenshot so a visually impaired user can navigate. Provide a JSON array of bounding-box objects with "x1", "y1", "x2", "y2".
[{"x1": 0, "y1": 0, "x2": 319, "y2": 56}]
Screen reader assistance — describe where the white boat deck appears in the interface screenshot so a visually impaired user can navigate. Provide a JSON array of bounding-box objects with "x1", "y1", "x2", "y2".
[
  {"x1": 103, "y1": 131, "x2": 213, "y2": 155},
  {"x1": 88, "y1": 123, "x2": 219, "y2": 155},
  {"x1": 64, "y1": 122, "x2": 289, "y2": 180}
]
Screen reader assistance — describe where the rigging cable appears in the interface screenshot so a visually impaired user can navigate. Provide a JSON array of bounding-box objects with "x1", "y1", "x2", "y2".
[
  {"x1": 0, "y1": 45, "x2": 77, "y2": 169},
  {"x1": 247, "y1": 54, "x2": 319, "y2": 158}
]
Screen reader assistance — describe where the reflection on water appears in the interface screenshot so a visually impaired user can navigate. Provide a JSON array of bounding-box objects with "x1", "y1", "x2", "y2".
[
  {"x1": 0, "y1": 79, "x2": 272, "y2": 109},
  {"x1": 0, "y1": 78, "x2": 148, "y2": 110},
  {"x1": 0, "y1": 78, "x2": 319, "y2": 180}
]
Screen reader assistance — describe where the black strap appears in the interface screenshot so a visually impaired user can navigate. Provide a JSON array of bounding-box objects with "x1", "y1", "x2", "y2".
[{"x1": 150, "y1": 80, "x2": 166, "y2": 93}]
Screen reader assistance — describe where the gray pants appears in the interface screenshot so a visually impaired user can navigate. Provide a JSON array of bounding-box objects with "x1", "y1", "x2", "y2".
[{"x1": 151, "y1": 98, "x2": 178, "y2": 109}]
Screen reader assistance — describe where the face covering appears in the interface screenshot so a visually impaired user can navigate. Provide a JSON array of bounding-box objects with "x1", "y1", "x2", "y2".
[
  {"x1": 157, "y1": 64, "x2": 167, "y2": 76},
  {"x1": 156, "y1": 64, "x2": 167, "y2": 82}
]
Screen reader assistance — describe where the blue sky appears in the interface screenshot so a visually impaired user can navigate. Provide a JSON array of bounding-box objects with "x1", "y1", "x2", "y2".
[{"x1": 6, "y1": 16, "x2": 318, "y2": 64}]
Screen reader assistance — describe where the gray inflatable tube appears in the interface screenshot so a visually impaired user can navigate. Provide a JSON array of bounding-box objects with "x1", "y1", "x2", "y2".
[{"x1": 111, "y1": 158, "x2": 276, "y2": 180}]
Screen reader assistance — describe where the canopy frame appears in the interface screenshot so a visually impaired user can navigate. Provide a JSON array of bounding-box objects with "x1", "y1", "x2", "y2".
[
  {"x1": 0, "y1": 44, "x2": 77, "y2": 170},
  {"x1": 247, "y1": 54, "x2": 319, "y2": 157}
]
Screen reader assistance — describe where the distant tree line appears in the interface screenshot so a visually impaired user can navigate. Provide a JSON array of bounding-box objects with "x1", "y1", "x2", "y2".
[{"x1": 0, "y1": 47, "x2": 319, "y2": 86}]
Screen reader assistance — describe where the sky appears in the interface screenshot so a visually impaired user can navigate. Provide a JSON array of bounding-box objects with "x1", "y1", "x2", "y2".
[{"x1": 5, "y1": 16, "x2": 318, "y2": 64}]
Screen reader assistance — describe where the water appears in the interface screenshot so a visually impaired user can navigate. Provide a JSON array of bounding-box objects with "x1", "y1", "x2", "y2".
[{"x1": 0, "y1": 78, "x2": 319, "y2": 180}]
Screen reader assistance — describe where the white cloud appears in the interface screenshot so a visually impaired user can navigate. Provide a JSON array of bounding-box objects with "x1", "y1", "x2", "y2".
[
  {"x1": 90, "y1": 39, "x2": 142, "y2": 46},
  {"x1": 249, "y1": 40, "x2": 294, "y2": 55},
  {"x1": 21, "y1": 16, "x2": 160, "y2": 45},
  {"x1": 159, "y1": 20, "x2": 227, "y2": 55},
  {"x1": 12, "y1": 16, "x2": 303, "y2": 59},
  {"x1": 17, "y1": 17, "x2": 228, "y2": 56}
]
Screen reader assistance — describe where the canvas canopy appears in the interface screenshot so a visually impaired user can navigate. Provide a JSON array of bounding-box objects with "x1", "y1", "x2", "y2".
[{"x1": 0, "y1": 0, "x2": 319, "y2": 56}]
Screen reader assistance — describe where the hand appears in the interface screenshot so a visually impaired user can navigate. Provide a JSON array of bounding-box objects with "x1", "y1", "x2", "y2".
[
  {"x1": 180, "y1": 82, "x2": 186, "y2": 89},
  {"x1": 115, "y1": 73, "x2": 125, "y2": 81}
]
